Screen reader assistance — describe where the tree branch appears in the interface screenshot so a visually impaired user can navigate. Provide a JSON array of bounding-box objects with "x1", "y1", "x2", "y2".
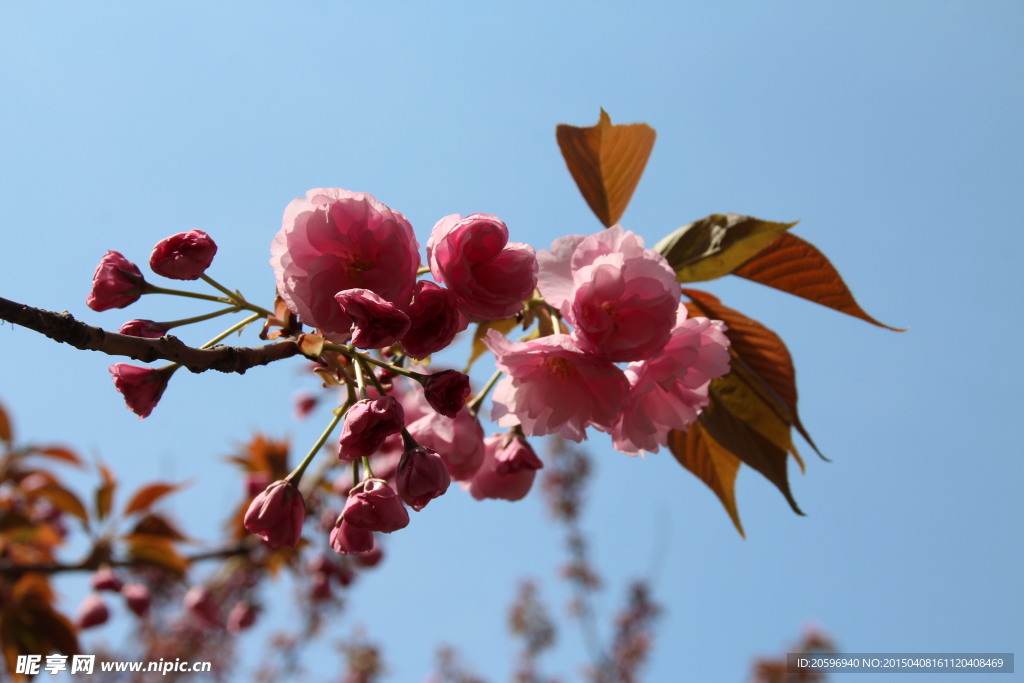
[{"x1": 0, "y1": 296, "x2": 300, "y2": 374}]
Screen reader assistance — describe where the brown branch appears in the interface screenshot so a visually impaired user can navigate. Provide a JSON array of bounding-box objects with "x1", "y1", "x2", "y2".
[
  {"x1": 0, "y1": 542, "x2": 254, "y2": 578},
  {"x1": 0, "y1": 296, "x2": 301, "y2": 374}
]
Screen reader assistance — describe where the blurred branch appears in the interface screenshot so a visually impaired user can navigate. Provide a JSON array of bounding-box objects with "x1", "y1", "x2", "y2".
[
  {"x1": 0, "y1": 296, "x2": 299, "y2": 374},
  {"x1": 0, "y1": 542, "x2": 253, "y2": 578}
]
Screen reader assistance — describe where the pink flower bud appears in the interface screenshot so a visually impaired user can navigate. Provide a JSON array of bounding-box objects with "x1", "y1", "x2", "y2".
[
  {"x1": 77, "y1": 593, "x2": 110, "y2": 630},
  {"x1": 407, "y1": 408, "x2": 485, "y2": 482},
  {"x1": 420, "y1": 370, "x2": 471, "y2": 419},
  {"x1": 294, "y1": 391, "x2": 318, "y2": 419},
  {"x1": 90, "y1": 567, "x2": 123, "y2": 592},
  {"x1": 342, "y1": 481, "x2": 409, "y2": 533},
  {"x1": 353, "y1": 545, "x2": 384, "y2": 568},
  {"x1": 427, "y1": 213, "x2": 538, "y2": 320},
  {"x1": 396, "y1": 446, "x2": 451, "y2": 511},
  {"x1": 334, "y1": 288, "x2": 411, "y2": 350},
  {"x1": 87, "y1": 250, "x2": 147, "y2": 311},
  {"x1": 149, "y1": 229, "x2": 218, "y2": 280},
  {"x1": 109, "y1": 363, "x2": 174, "y2": 419},
  {"x1": 121, "y1": 582, "x2": 152, "y2": 617},
  {"x1": 400, "y1": 281, "x2": 468, "y2": 359},
  {"x1": 184, "y1": 585, "x2": 222, "y2": 628},
  {"x1": 329, "y1": 519, "x2": 375, "y2": 555},
  {"x1": 338, "y1": 396, "x2": 405, "y2": 462},
  {"x1": 243, "y1": 480, "x2": 306, "y2": 549},
  {"x1": 119, "y1": 319, "x2": 170, "y2": 338},
  {"x1": 226, "y1": 601, "x2": 258, "y2": 633},
  {"x1": 469, "y1": 434, "x2": 543, "y2": 502},
  {"x1": 311, "y1": 571, "x2": 333, "y2": 601}
]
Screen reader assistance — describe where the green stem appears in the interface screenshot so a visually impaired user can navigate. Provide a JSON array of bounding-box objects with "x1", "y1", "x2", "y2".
[
  {"x1": 147, "y1": 283, "x2": 275, "y2": 319},
  {"x1": 288, "y1": 403, "x2": 348, "y2": 484},
  {"x1": 324, "y1": 342, "x2": 421, "y2": 381},
  {"x1": 352, "y1": 347, "x2": 370, "y2": 399},
  {"x1": 467, "y1": 368, "x2": 503, "y2": 417},
  {"x1": 200, "y1": 313, "x2": 261, "y2": 349},
  {"x1": 200, "y1": 273, "x2": 237, "y2": 299},
  {"x1": 161, "y1": 305, "x2": 241, "y2": 329},
  {"x1": 360, "y1": 455, "x2": 375, "y2": 481}
]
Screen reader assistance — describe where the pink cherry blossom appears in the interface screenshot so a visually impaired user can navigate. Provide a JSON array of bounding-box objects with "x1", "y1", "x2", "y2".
[
  {"x1": 87, "y1": 250, "x2": 146, "y2": 311},
  {"x1": 427, "y1": 213, "x2": 537, "y2": 320},
  {"x1": 184, "y1": 585, "x2": 222, "y2": 628},
  {"x1": 611, "y1": 306, "x2": 731, "y2": 455},
  {"x1": 338, "y1": 396, "x2": 405, "y2": 462},
  {"x1": 226, "y1": 601, "x2": 258, "y2": 633},
  {"x1": 149, "y1": 229, "x2": 218, "y2": 280},
  {"x1": 484, "y1": 330, "x2": 629, "y2": 442},
  {"x1": 243, "y1": 480, "x2": 306, "y2": 548},
  {"x1": 401, "y1": 281, "x2": 468, "y2": 359},
  {"x1": 329, "y1": 519, "x2": 375, "y2": 555},
  {"x1": 121, "y1": 583, "x2": 152, "y2": 617},
  {"x1": 334, "y1": 288, "x2": 411, "y2": 350},
  {"x1": 77, "y1": 594, "x2": 110, "y2": 630},
  {"x1": 396, "y1": 445, "x2": 450, "y2": 511},
  {"x1": 419, "y1": 369, "x2": 472, "y2": 419},
  {"x1": 109, "y1": 364, "x2": 174, "y2": 419},
  {"x1": 407, "y1": 407, "x2": 485, "y2": 482},
  {"x1": 90, "y1": 567, "x2": 123, "y2": 592},
  {"x1": 469, "y1": 433, "x2": 543, "y2": 502},
  {"x1": 341, "y1": 480, "x2": 409, "y2": 533},
  {"x1": 537, "y1": 225, "x2": 679, "y2": 362},
  {"x1": 271, "y1": 189, "x2": 419, "y2": 339}
]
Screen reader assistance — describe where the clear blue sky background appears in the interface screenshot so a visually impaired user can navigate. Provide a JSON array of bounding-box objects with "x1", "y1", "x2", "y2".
[{"x1": 1, "y1": 2, "x2": 1021, "y2": 681}]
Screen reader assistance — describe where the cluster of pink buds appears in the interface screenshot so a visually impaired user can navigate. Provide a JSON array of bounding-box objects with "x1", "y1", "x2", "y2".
[
  {"x1": 76, "y1": 567, "x2": 152, "y2": 629},
  {"x1": 86, "y1": 229, "x2": 224, "y2": 418}
]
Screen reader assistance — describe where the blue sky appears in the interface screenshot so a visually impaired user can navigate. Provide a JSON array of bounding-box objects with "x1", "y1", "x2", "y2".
[{"x1": 1, "y1": 2, "x2": 1022, "y2": 681}]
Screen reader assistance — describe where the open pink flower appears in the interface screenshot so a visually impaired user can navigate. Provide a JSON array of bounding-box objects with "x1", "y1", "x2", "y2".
[
  {"x1": 484, "y1": 331, "x2": 628, "y2": 441},
  {"x1": 427, "y1": 213, "x2": 537, "y2": 320},
  {"x1": 271, "y1": 189, "x2": 419, "y2": 339},
  {"x1": 150, "y1": 229, "x2": 218, "y2": 280},
  {"x1": 537, "y1": 226, "x2": 679, "y2": 362},
  {"x1": 401, "y1": 281, "x2": 467, "y2": 359},
  {"x1": 87, "y1": 251, "x2": 146, "y2": 311},
  {"x1": 109, "y1": 364, "x2": 175, "y2": 419},
  {"x1": 611, "y1": 307, "x2": 731, "y2": 455},
  {"x1": 469, "y1": 433, "x2": 543, "y2": 501}
]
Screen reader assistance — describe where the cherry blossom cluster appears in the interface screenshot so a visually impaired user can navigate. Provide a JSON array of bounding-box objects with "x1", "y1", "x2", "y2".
[{"x1": 85, "y1": 187, "x2": 730, "y2": 559}]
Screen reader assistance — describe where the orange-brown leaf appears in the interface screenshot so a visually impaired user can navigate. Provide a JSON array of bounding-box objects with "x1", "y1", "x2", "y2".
[
  {"x1": 95, "y1": 463, "x2": 116, "y2": 521},
  {"x1": 28, "y1": 446, "x2": 83, "y2": 466},
  {"x1": 684, "y1": 289, "x2": 822, "y2": 459},
  {"x1": 654, "y1": 214, "x2": 795, "y2": 283},
  {"x1": 556, "y1": 109, "x2": 656, "y2": 227},
  {"x1": 125, "y1": 535, "x2": 189, "y2": 575},
  {"x1": 700, "y1": 381, "x2": 803, "y2": 516},
  {"x1": 668, "y1": 426, "x2": 744, "y2": 536},
  {"x1": 128, "y1": 512, "x2": 189, "y2": 541},
  {"x1": 734, "y1": 232, "x2": 904, "y2": 331},
  {"x1": 31, "y1": 484, "x2": 90, "y2": 523},
  {"x1": 0, "y1": 401, "x2": 12, "y2": 446},
  {"x1": 123, "y1": 482, "x2": 185, "y2": 516},
  {"x1": 465, "y1": 317, "x2": 520, "y2": 373}
]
